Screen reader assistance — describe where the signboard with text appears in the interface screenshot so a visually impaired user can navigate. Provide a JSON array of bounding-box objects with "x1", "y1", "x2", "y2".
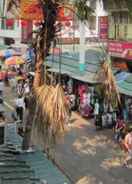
[
  {"x1": 99, "y1": 16, "x2": 108, "y2": 39},
  {"x1": 108, "y1": 41, "x2": 132, "y2": 60}
]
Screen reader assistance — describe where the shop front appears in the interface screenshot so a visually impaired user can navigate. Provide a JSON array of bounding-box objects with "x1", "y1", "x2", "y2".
[
  {"x1": 116, "y1": 72, "x2": 132, "y2": 123},
  {"x1": 108, "y1": 40, "x2": 132, "y2": 72}
]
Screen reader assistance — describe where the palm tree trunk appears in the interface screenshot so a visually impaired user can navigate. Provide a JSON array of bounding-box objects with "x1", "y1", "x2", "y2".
[{"x1": 22, "y1": 0, "x2": 58, "y2": 150}]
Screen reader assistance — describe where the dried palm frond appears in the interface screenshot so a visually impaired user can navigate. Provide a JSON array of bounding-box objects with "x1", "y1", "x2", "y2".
[
  {"x1": 97, "y1": 60, "x2": 120, "y2": 105},
  {"x1": 31, "y1": 84, "x2": 69, "y2": 158}
]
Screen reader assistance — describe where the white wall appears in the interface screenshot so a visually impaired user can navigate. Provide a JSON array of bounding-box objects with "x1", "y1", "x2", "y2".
[{"x1": 0, "y1": 19, "x2": 22, "y2": 44}]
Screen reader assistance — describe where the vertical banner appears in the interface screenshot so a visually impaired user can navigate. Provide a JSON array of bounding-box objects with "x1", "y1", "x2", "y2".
[
  {"x1": 21, "y1": 20, "x2": 33, "y2": 43},
  {"x1": 99, "y1": 16, "x2": 108, "y2": 39},
  {"x1": 20, "y1": 0, "x2": 43, "y2": 20}
]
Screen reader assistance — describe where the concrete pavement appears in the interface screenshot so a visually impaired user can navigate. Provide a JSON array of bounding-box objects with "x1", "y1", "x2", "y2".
[
  {"x1": 55, "y1": 113, "x2": 132, "y2": 184},
  {"x1": 4, "y1": 85, "x2": 132, "y2": 184}
]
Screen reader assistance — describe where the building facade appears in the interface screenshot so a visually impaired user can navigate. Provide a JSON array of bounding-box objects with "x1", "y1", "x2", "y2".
[
  {"x1": 107, "y1": 0, "x2": 132, "y2": 71},
  {"x1": 0, "y1": 0, "x2": 33, "y2": 45}
]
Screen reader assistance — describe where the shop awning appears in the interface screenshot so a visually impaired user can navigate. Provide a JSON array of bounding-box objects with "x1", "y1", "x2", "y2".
[
  {"x1": 48, "y1": 67, "x2": 99, "y2": 84},
  {"x1": 45, "y1": 49, "x2": 106, "y2": 84},
  {"x1": 116, "y1": 72, "x2": 132, "y2": 96},
  {"x1": 45, "y1": 49, "x2": 119, "y2": 84}
]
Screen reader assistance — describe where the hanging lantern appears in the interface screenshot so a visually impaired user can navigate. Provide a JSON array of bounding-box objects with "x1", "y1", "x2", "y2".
[
  {"x1": 65, "y1": 21, "x2": 71, "y2": 27},
  {"x1": 34, "y1": 20, "x2": 41, "y2": 27},
  {"x1": 6, "y1": 19, "x2": 14, "y2": 27},
  {"x1": 21, "y1": 20, "x2": 28, "y2": 27}
]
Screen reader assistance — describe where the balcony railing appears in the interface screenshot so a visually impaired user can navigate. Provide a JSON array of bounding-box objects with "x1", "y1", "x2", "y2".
[{"x1": 109, "y1": 24, "x2": 132, "y2": 40}]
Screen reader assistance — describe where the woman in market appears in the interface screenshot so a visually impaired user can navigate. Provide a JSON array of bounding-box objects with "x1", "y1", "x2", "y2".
[
  {"x1": 94, "y1": 99, "x2": 102, "y2": 130},
  {"x1": 15, "y1": 95, "x2": 25, "y2": 122},
  {"x1": 114, "y1": 117, "x2": 126, "y2": 143}
]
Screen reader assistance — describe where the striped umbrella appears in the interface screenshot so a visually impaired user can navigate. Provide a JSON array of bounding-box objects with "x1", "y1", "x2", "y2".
[{"x1": 5, "y1": 56, "x2": 25, "y2": 66}]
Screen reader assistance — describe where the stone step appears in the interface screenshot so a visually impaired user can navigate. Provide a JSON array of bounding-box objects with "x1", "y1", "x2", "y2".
[
  {"x1": 0, "y1": 170, "x2": 34, "y2": 179},
  {"x1": 0, "y1": 158, "x2": 26, "y2": 163},
  {"x1": 0, "y1": 161, "x2": 28, "y2": 167},
  {"x1": 1, "y1": 177, "x2": 32, "y2": 184},
  {"x1": 0, "y1": 167, "x2": 32, "y2": 173},
  {"x1": 1, "y1": 177, "x2": 41, "y2": 184},
  {"x1": 0, "y1": 152, "x2": 14, "y2": 158},
  {"x1": 0, "y1": 148, "x2": 21, "y2": 155},
  {"x1": 0, "y1": 163, "x2": 30, "y2": 168}
]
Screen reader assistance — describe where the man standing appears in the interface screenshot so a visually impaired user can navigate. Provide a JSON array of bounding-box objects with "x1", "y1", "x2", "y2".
[
  {"x1": 15, "y1": 95, "x2": 25, "y2": 122},
  {"x1": 123, "y1": 128, "x2": 132, "y2": 167},
  {"x1": 0, "y1": 65, "x2": 4, "y2": 97}
]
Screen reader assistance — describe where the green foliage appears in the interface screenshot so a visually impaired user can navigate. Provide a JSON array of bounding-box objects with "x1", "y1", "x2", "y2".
[
  {"x1": 74, "y1": 0, "x2": 94, "y2": 21},
  {"x1": 126, "y1": 0, "x2": 132, "y2": 16}
]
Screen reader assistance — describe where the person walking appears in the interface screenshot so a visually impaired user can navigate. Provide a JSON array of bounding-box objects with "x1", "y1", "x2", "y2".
[
  {"x1": 15, "y1": 95, "x2": 25, "y2": 122},
  {"x1": 24, "y1": 80, "x2": 30, "y2": 96},
  {"x1": 123, "y1": 128, "x2": 132, "y2": 167},
  {"x1": 16, "y1": 80, "x2": 24, "y2": 96},
  {"x1": 94, "y1": 99, "x2": 101, "y2": 129}
]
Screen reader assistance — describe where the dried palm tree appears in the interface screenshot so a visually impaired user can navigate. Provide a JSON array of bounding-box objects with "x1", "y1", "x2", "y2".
[
  {"x1": 97, "y1": 57, "x2": 120, "y2": 110},
  {"x1": 22, "y1": 0, "x2": 95, "y2": 156}
]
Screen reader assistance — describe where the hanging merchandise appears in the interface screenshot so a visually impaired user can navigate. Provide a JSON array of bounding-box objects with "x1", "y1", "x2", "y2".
[
  {"x1": 65, "y1": 21, "x2": 71, "y2": 27},
  {"x1": 67, "y1": 78, "x2": 73, "y2": 94},
  {"x1": 34, "y1": 20, "x2": 41, "y2": 27},
  {"x1": 6, "y1": 19, "x2": 14, "y2": 27},
  {"x1": 21, "y1": 20, "x2": 28, "y2": 27}
]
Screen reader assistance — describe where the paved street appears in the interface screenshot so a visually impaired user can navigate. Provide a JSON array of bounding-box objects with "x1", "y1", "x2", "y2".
[
  {"x1": 3, "y1": 85, "x2": 132, "y2": 184},
  {"x1": 55, "y1": 113, "x2": 132, "y2": 184}
]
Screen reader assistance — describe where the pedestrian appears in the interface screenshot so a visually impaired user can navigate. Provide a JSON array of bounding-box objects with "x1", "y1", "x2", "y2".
[
  {"x1": 114, "y1": 118, "x2": 126, "y2": 142},
  {"x1": 24, "y1": 80, "x2": 30, "y2": 95},
  {"x1": 0, "y1": 66, "x2": 4, "y2": 98},
  {"x1": 4, "y1": 69, "x2": 9, "y2": 86},
  {"x1": 102, "y1": 112, "x2": 107, "y2": 128},
  {"x1": 107, "y1": 112, "x2": 113, "y2": 129},
  {"x1": 16, "y1": 80, "x2": 24, "y2": 96},
  {"x1": 123, "y1": 128, "x2": 132, "y2": 167},
  {"x1": 94, "y1": 99, "x2": 102, "y2": 129},
  {"x1": 15, "y1": 95, "x2": 25, "y2": 122}
]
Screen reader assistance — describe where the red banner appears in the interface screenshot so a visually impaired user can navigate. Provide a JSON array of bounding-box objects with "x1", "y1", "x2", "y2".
[
  {"x1": 99, "y1": 16, "x2": 108, "y2": 39},
  {"x1": 108, "y1": 41, "x2": 132, "y2": 60}
]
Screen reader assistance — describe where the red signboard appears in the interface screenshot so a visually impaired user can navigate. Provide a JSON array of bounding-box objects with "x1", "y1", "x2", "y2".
[
  {"x1": 20, "y1": 0, "x2": 43, "y2": 20},
  {"x1": 108, "y1": 41, "x2": 132, "y2": 60},
  {"x1": 99, "y1": 16, "x2": 108, "y2": 39}
]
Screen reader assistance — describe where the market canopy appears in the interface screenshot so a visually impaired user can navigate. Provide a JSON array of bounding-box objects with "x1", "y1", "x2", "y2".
[
  {"x1": 0, "y1": 49, "x2": 20, "y2": 58},
  {"x1": 116, "y1": 72, "x2": 132, "y2": 96},
  {"x1": 45, "y1": 49, "x2": 118, "y2": 84},
  {"x1": 5, "y1": 56, "x2": 25, "y2": 66}
]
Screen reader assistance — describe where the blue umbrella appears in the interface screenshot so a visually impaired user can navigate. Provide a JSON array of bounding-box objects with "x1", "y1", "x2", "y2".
[
  {"x1": 4, "y1": 50, "x2": 14, "y2": 58},
  {"x1": 0, "y1": 49, "x2": 19, "y2": 59}
]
